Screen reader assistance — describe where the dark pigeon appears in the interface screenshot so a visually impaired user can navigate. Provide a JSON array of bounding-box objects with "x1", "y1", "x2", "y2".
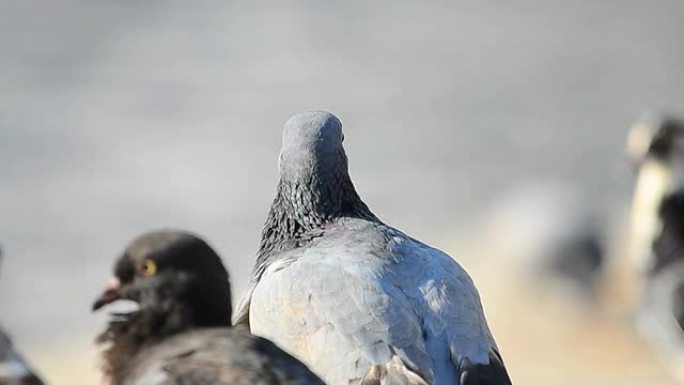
[
  {"x1": 626, "y1": 115, "x2": 684, "y2": 274},
  {"x1": 235, "y1": 111, "x2": 512, "y2": 385},
  {"x1": 92, "y1": 230, "x2": 325, "y2": 385}
]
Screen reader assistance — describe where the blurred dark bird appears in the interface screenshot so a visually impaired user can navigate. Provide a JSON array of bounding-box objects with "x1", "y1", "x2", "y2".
[
  {"x1": 626, "y1": 114, "x2": 684, "y2": 273},
  {"x1": 626, "y1": 114, "x2": 684, "y2": 168},
  {"x1": 542, "y1": 227, "x2": 604, "y2": 295},
  {"x1": 0, "y1": 249, "x2": 46, "y2": 385},
  {"x1": 623, "y1": 115, "x2": 684, "y2": 383},
  {"x1": 652, "y1": 190, "x2": 684, "y2": 274},
  {"x1": 469, "y1": 181, "x2": 605, "y2": 301},
  {"x1": 92, "y1": 230, "x2": 325, "y2": 385},
  {"x1": 0, "y1": 328, "x2": 45, "y2": 385},
  {"x1": 235, "y1": 111, "x2": 511, "y2": 385},
  {"x1": 637, "y1": 259, "x2": 684, "y2": 382},
  {"x1": 636, "y1": 191, "x2": 684, "y2": 382}
]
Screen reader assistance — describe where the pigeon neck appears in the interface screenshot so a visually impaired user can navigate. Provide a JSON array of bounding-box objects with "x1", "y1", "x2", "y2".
[
  {"x1": 98, "y1": 287, "x2": 231, "y2": 385},
  {"x1": 258, "y1": 171, "x2": 377, "y2": 257}
]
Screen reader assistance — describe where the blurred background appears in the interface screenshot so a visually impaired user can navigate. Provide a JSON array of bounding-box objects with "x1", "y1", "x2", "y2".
[{"x1": 1, "y1": 1, "x2": 684, "y2": 384}]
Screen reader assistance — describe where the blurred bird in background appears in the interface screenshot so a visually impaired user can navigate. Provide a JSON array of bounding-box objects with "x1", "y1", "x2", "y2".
[
  {"x1": 624, "y1": 114, "x2": 684, "y2": 383},
  {"x1": 464, "y1": 181, "x2": 605, "y2": 304},
  {"x1": 0, "y1": 328, "x2": 45, "y2": 385},
  {"x1": 453, "y1": 116, "x2": 684, "y2": 384},
  {"x1": 0, "y1": 250, "x2": 45, "y2": 385},
  {"x1": 635, "y1": 190, "x2": 684, "y2": 383},
  {"x1": 626, "y1": 114, "x2": 684, "y2": 274}
]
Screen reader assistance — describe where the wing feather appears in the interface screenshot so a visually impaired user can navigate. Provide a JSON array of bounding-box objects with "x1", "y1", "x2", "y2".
[{"x1": 247, "y1": 221, "x2": 510, "y2": 385}]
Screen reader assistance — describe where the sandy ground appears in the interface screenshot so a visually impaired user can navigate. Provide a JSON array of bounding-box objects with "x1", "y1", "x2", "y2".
[{"x1": 1, "y1": 1, "x2": 684, "y2": 384}]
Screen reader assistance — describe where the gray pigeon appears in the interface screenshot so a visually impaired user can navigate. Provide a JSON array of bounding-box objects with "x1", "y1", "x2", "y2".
[
  {"x1": 235, "y1": 111, "x2": 511, "y2": 385},
  {"x1": 92, "y1": 230, "x2": 325, "y2": 385}
]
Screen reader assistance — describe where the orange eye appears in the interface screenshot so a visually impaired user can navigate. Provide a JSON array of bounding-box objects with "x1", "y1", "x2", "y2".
[{"x1": 141, "y1": 259, "x2": 157, "y2": 277}]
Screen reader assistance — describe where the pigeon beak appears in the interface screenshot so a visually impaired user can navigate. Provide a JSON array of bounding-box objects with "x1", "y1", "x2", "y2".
[{"x1": 92, "y1": 278, "x2": 122, "y2": 311}]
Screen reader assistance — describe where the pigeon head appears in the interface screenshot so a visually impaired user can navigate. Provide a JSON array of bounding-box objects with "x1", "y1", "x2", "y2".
[
  {"x1": 279, "y1": 111, "x2": 345, "y2": 181},
  {"x1": 628, "y1": 115, "x2": 684, "y2": 166},
  {"x1": 256, "y1": 111, "x2": 378, "y2": 260},
  {"x1": 93, "y1": 230, "x2": 232, "y2": 331},
  {"x1": 93, "y1": 230, "x2": 232, "y2": 385},
  {"x1": 648, "y1": 117, "x2": 684, "y2": 161}
]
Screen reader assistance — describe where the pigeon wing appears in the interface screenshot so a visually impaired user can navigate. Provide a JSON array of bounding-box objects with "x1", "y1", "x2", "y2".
[{"x1": 249, "y1": 223, "x2": 511, "y2": 385}]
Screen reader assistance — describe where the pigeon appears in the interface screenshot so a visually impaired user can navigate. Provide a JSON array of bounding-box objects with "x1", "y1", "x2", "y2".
[
  {"x1": 92, "y1": 230, "x2": 326, "y2": 385},
  {"x1": 634, "y1": 190, "x2": 684, "y2": 382},
  {"x1": 235, "y1": 111, "x2": 511, "y2": 385},
  {"x1": 0, "y1": 249, "x2": 46, "y2": 385},
  {"x1": 637, "y1": 261, "x2": 684, "y2": 383},
  {"x1": 0, "y1": 327, "x2": 45, "y2": 385},
  {"x1": 626, "y1": 114, "x2": 684, "y2": 273}
]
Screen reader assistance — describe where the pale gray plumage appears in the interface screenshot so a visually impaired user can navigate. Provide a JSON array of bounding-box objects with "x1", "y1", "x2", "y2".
[{"x1": 235, "y1": 111, "x2": 511, "y2": 385}]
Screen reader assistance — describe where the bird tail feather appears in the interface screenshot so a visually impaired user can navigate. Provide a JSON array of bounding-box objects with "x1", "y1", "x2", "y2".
[
  {"x1": 360, "y1": 355, "x2": 429, "y2": 385},
  {"x1": 456, "y1": 350, "x2": 512, "y2": 385}
]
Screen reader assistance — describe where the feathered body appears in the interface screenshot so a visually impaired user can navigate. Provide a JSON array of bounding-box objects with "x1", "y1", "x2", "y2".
[
  {"x1": 236, "y1": 111, "x2": 510, "y2": 385},
  {"x1": 94, "y1": 230, "x2": 324, "y2": 385}
]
